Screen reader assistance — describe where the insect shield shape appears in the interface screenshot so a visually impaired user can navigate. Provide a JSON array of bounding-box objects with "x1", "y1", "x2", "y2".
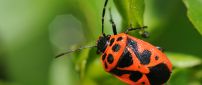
[
  {"x1": 56, "y1": 0, "x2": 172, "y2": 85},
  {"x1": 98, "y1": 0, "x2": 172, "y2": 85}
]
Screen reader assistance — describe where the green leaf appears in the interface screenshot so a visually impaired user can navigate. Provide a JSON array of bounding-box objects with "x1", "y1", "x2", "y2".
[
  {"x1": 75, "y1": 48, "x2": 91, "y2": 80},
  {"x1": 114, "y1": 0, "x2": 145, "y2": 28},
  {"x1": 50, "y1": 56, "x2": 80, "y2": 85},
  {"x1": 167, "y1": 52, "x2": 201, "y2": 68},
  {"x1": 77, "y1": 0, "x2": 103, "y2": 40},
  {"x1": 144, "y1": 0, "x2": 202, "y2": 59},
  {"x1": 169, "y1": 68, "x2": 202, "y2": 85},
  {"x1": 168, "y1": 69, "x2": 190, "y2": 85},
  {"x1": 0, "y1": 0, "x2": 56, "y2": 85},
  {"x1": 183, "y1": 0, "x2": 202, "y2": 35}
]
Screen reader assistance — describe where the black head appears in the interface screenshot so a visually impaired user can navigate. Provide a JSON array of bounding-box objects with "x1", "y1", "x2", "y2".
[{"x1": 96, "y1": 35, "x2": 111, "y2": 53}]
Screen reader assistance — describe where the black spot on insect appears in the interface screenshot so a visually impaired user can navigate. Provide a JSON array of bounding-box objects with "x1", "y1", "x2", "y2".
[
  {"x1": 141, "y1": 82, "x2": 145, "y2": 85},
  {"x1": 127, "y1": 38, "x2": 151, "y2": 65},
  {"x1": 110, "y1": 68, "x2": 130, "y2": 76},
  {"x1": 102, "y1": 53, "x2": 107, "y2": 61},
  {"x1": 138, "y1": 66, "x2": 140, "y2": 68},
  {"x1": 112, "y1": 44, "x2": 120, "y2": 52},
  {"x1": 104, "y1": 62, "x2": 108, "y2": 69},
  {"x1": 155, "y1": 56, "x2": 159, "y2": 61},
  {"x1": 146, "y1": 63, "x2": 171, "y2": 85},
  {"x1": 140, "y1": 50, "x2": 151, "y2": 65},
  {"x1": 127, "y1": 38, "x2": 138, "y2": 49},
  {"x1": 110, "y1": 38, "x2": 115, "y2": 46},
  {"x1": 109, "y1": 68, "x2": 123, "y2": 76},
  {"x1": 129, "y1": 71, "x2": 143, "y2": 82},
  {"x1": 109, "y1": 68, "x2": 142, "y2": 79},
  {"x1": 107, "y1": 54, "x2": 114, "y2": 64},
  {"x1": 117, "y1": 37, "x2": 123, "y2": 41},
  {"x1": 117, "y1": 49, "x2": 133, "y2": 68}
]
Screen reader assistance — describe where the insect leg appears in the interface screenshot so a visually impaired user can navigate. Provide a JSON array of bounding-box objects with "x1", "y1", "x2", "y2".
[
  {"x1": 125, "y1": 26, "x2": 149, "y2": 38},
  {"x1": 156, "y1": 46, "x2": 165, "y2": 52},
  {"x1": 125, "y1": 26, "x2": 147, "y2": 33}
]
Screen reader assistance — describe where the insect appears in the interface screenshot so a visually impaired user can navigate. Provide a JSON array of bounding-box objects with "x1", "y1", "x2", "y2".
[
  {"x1": 96, "y1": 0, "x2": 172, "y2": 85},
  {"x1": 56, "y1": 0, "x2": 172, "y2": 85}
]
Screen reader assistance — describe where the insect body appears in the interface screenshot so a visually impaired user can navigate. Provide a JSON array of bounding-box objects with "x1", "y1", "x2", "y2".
[
  {"x1": 97, "y1": 33, "x2": 172, "y2": 85},
  {"x1": 56, "y1": 0, "x2": 172, "y2": 84},
  {"x1": 96, "y1": 0, "x2": 172, "y2": 85}
]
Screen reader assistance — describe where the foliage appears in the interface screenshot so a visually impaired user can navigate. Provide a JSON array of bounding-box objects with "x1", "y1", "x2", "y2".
[
  {"x1": 183, "y1": 0, "x2": 202, "y2": 35},
  {"x1": 0, "y1": 0, "x2": 201, "y2": 85}
]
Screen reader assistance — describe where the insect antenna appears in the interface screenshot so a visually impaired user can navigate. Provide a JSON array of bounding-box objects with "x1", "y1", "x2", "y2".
[
  {"x1": 102, "y1": 0, "x2": 109, "y2": 37},
  {"x1": 55, "y1": 45, "x2": 97, "y2": 58}
]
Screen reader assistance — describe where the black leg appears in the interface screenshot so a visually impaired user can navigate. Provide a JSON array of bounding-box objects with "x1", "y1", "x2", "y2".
[
  {"x1": 125, "y1": 25, "x2": 149, "y2": 38},
  {"x1": 102, "y1": 0, "x2": 109, "y2": 37},
  {"x1": 109, "y1": 8, "x2": 117, "y2": 35},
  {"x1": 125, "y1": 26, "x2": 148, "y2": 33},
  {"x1": 156, "y1": 46, "x2": 165, "y2": 52}
]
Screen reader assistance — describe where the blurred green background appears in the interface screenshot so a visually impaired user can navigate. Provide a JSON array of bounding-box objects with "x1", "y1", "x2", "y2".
[{"x1": 0, "y1": 0, "x2": 202, "y2": 85}]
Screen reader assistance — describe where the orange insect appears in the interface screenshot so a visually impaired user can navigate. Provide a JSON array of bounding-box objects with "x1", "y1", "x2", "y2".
[
  {"x1": 56, "y1": 0, "x2": 172, "y2": 85},
  {"x1": 96, "y1": 0, "x2": 172, "y2": 85}
]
